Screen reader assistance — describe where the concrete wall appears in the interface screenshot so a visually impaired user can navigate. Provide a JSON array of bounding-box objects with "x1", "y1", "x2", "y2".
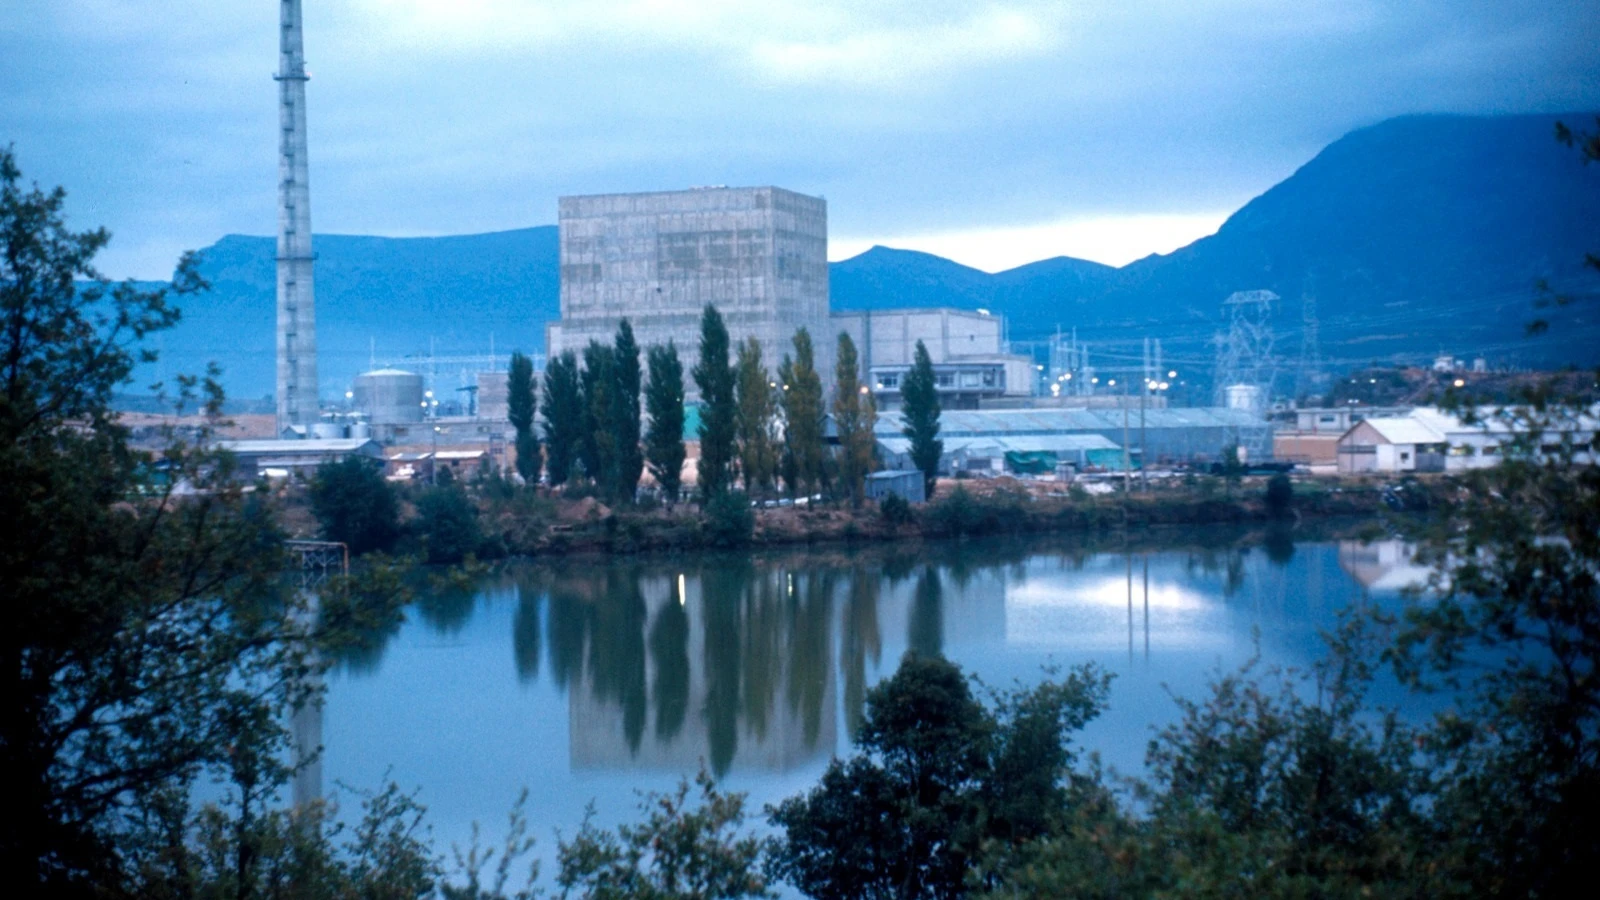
[
  {"x1": 833, "y1": 308, "x2": 1032, "y2": 408},
  {"x1": 832, "y1": 308, "x2": 1005, "y2": 366},
  {"x1": 554, "y1": 187, "x2": 830, "y2": 397},
  {"x1": 476, "y1": 371, "x2": 509, "y2": 421}
]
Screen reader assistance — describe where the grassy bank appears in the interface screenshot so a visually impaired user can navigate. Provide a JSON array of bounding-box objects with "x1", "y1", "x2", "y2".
[{"x1": 273, "y1": 472, "x2": 1392, "y2": 560}]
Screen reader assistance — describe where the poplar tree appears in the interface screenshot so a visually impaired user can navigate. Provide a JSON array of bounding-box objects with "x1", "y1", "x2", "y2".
[
  {"x1": 693, "y1": 305, "x2": 737, "y2": 501},
  {"x1": 833, "y1": 331, "x2": 878, "y2": 506},
  {"x1": 612, "y1": 319, "x2": 644, "y2": 502},
  {"x1": 541, "y1": 350, "x2": 583, "y2": 487},
  {"x1": 580, "y1": 340, "x2": 617, "y2": 494},
  {"x1": 779, "y1": 328, "x2": 826, "y2": 496},
  {"x1": 507, "y1": 350, "x2": 541, "y2": 485},
  {"x1": 645, "y1": 342, "x2": 687, "y2": 505},
  {"x1": 902, "y1": 339, "x2": 943, "y2": 499},
  {"x1": 735, "y1": 337, "x2": 778, "y2": 495}
]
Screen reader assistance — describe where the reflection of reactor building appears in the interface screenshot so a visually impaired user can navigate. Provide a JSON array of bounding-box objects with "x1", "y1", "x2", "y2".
[
  {"x1": 568, "y1": 571, "x2": 837, "y2": 773},
  {"x1": 547, "y1": 187, "x2": 831, "y2": 400}
]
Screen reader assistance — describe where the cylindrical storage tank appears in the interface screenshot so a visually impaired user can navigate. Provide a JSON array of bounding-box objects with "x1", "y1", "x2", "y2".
[
  {"x1": 348, "y1": 421, "x2": 370, "y2": 441},
  {"x1": 477, "y1": 372, "x2": 509, "y2": 420},
  {"x1": 352, "y1": 369, "x2": 425, "y2": 425},
  {"x1": 311, "y1": 422, "x2": 344, "y2": 440},
  {"x1": 1224, "y1": 384, "x2": 1262, "y2": 413}
]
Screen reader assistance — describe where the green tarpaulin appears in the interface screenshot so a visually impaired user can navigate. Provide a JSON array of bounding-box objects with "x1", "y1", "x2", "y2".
[{"x1": 1004, "y1": 451, "x2": 1058, "y2": 474}]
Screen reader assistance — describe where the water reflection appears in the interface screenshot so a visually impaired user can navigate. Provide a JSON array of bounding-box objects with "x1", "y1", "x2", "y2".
[{"x1": 327, "y1": 535, "x2": 1421, "y2": 790}]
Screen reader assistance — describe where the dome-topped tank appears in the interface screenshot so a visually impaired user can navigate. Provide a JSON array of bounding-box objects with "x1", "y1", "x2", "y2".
[{"x1": 352, "y1": 369, "x2": 424, "y2": 425}]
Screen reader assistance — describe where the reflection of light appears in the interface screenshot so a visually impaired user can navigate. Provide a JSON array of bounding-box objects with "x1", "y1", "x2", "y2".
[
  {"x1": 1012, "y1": 578, "x2": 1206, "y2": 612},
  {"x1": 1005, "y1": 575, "x2": 1222, "y2": 649},
  {"x1": 677, "y1": 574, "x2": 686, "y2": 605}
]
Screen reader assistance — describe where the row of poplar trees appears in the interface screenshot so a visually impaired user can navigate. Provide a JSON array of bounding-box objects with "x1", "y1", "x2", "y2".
[{"x1": 505, "y1": 305, "x2": 944, "y2": 505}]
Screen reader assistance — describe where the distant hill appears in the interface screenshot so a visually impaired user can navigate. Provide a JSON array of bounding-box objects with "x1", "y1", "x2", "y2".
[
  {"x1": 833, "y1": 113, "x2": 1600, "y2": 373},
  {"x1": 144, "y1": 228, "x2": 558, "y2": 402},
  {"x1": 143, "y1": 112, "x2": 1599, "y2": 401}
]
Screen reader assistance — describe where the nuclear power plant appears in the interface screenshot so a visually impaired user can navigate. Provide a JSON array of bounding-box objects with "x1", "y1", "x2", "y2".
[
  {"x1": 548, "y1": 186, "x2": 832, "y2": 393},
  {"x1": 243, "y1": 10, "x2": 1269, "y2": 480}
]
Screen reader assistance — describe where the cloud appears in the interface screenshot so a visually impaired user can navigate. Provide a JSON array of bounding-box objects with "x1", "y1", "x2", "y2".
[
  {"x1": 343, "y1": 1, "x2": 1067, "y2": 87},
  {"x1": 3, "y1": 0, "x2": 1597, "y2": 279},
  {"x1": 832, "y1": 212, "x2": 1233, "y2": 271}
]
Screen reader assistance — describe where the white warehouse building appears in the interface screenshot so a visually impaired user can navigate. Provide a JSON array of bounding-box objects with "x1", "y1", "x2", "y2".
[{"x1": 1336, "y1": 407, "x2": 1597, "y2": 474}]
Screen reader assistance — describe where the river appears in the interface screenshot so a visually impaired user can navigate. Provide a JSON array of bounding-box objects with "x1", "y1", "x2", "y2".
[{"x1": 308, "y1": 531, "x2": 1429, "y2": 868}]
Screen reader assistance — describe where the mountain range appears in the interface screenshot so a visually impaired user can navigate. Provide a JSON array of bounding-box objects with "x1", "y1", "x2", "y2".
[{"x1": 143, "y1": 112, "x2": 1599, "y2": 402}]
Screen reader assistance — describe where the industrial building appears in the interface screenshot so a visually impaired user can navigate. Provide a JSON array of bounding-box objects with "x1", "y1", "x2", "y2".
[
  {"x1": 350, "y1": 368, "x2": 425, "y2": 442},
  {"x1": 1273, "y1": 405, "x2": 1413, "y2": 470},
  {"x1": 873, "y1": 407, "x2": 1270, "y2": 476},
  {"x1": 1335, "y1": 407, "x2": 1596, "y2": 474},
  {"x1": 217, "y1": 438, "x2": 383, "y2": 478},
  {"x1": 831, "y1": 308, "x2": 1034, "y2": 409},
  {"x1": 547, "y1": 186, "x2": 831, "y2": 396}
]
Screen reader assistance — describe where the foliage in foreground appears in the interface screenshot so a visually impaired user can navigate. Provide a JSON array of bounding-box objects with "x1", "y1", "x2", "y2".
[
  {"x1": 765, "y1": 654, "x2": 1111, "y2": 899},
  {"x1": 557, "y1": 770, "x2": 769, "y2": 900}
]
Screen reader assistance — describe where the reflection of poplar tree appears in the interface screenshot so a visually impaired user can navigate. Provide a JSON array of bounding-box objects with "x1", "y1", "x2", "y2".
[
  {"x1": 648, "y1": 589, "x2": 690, "y2": 742},
  {"x1": 512, "y1": 584, "x2": 543, "y2": 684},
  {"x1": 909, "y1": 566, "x2": 944, "y2": 657},
  {"x1": 741, "y1": 571, "x2": 784, "y2": 741},
  {"x1": 546, "y1": 587, "x2": 588, "y2": 690},
  {"x1": 841, "y1": 567, "x2": 883, "y2": 740},
  {"x1": 787, "y1": 570, "x2": 836, "y2": 748},
  {"x1": 702, "y1": 564, "x2": 745, "y2": 776},
  {"x1": 588, "y1": 568, "x2": 649, "y2": 753}
]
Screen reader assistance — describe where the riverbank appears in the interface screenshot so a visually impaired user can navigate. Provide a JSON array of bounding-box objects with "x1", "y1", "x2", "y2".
[
  {"x1": 274, "y1": 471, "x2": 1398, "y2": 559},
  {"x1": 465, "y1": 474, "x2": 1389, "y2": 557}
]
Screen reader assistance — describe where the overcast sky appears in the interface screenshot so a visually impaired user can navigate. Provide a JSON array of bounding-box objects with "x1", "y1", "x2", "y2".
[{"x1": 3, "y1": 0, "x2": 1596, "y2": 278}]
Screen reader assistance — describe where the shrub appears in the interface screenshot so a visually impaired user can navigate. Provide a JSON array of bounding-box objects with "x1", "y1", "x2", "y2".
[
  {"x1": 309, "y1": 457, "x2": 400, "y2": 555},
  {"x1": 880, "y1": 493, "x2": 913, "y2": 527},
  {"x1": 927, "y1": 485, "x2": 982, "y2": 536},
  {"x1": 703, "y1": 490, "x2": 754, "y2": 547},
  {"x1": 413, "y1": 486, "x2": 482, "y2": 564},
  {"x1": 1265, "y1": 472, "x2": 1293, "y2": 517}
]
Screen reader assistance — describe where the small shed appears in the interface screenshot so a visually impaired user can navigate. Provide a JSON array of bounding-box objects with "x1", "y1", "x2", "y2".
[
  {"x1": 434, "y1": 449, "x2": 491, "y2": 479},
  {"x1": 865, "y1": 469, "x2": 926, "y2": 504}
]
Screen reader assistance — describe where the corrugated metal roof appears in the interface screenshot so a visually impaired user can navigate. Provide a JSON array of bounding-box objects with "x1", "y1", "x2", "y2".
[
  {"x1": 218, "y1": 439, "x2": 380, "y2": 453},
  {"x1": 875, "y1": 407, "x2": 1265, "y2": 437},
  {"x1": 1355, "y1": 417, "x2": 1445, "y2": 445},
  {"x1": 878, "y1": 433, "x2": 1118, "y2": 456}
]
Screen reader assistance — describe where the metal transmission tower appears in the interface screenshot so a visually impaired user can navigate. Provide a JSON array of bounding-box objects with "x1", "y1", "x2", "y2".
[
  {"x1": 275, "y1": 0, "x2": 318, "y2": 432},
  {"x1": 1212, "y1": 290, "x2": 1279, "y2": 459}
]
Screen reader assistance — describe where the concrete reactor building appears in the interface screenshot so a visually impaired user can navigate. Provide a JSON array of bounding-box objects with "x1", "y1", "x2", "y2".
[{"x1": 547, "y1": 186, "x2": 831, "y2": 391}]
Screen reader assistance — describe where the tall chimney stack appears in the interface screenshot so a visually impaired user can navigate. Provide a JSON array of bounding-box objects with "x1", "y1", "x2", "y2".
[{"x1": 275, "y1": 0, "x2": 317, "y2": 432}]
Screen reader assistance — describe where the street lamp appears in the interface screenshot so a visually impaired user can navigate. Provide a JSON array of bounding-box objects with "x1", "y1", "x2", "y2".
[{"x1": 431, "y1": 425, "x2": 441, "y2": 485}]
